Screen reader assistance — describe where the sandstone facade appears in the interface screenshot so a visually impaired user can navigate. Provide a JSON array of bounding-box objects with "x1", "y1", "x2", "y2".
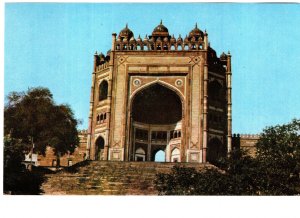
[{"x1": 87, "y1": 22, "x2": 232, "y2": 164}]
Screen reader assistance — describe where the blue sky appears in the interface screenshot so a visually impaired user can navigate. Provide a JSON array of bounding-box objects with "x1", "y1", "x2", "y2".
[{"x1": 4, "y1": 3, "x2": 300, "y2": 134}]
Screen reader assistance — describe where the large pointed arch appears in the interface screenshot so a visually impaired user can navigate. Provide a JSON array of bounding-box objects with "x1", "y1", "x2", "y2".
[
  {"x1": 130, "y1": 80, "x2": 184, "y2": 102},
  {"x1": 127, "y1": 81, "x2": 185, "y2": 162},
  {"x1": 131, "y1": 83, "x2": 183, "y2": 125}
]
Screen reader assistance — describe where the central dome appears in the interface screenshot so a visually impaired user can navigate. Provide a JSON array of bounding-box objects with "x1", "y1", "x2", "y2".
[
  {"x1": 152, "y1": 20, "x2": 169, "y2": 37},
  {"x1": 119, "y1": 24, "x2": 134, "y2": 39}
]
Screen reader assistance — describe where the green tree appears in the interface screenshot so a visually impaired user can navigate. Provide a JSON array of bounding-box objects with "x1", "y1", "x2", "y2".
[
  {"x1": 155, "y1": 150, "x2": 260, "y2": 195},
  {"x1": 155, "y1": 119, "x2": 300, "y2": 195},
  {"x1": 255, "y1": 119, "x2": 300, "y2": 195},
  {"x1": 4, "y1": 87, "x2": 79, "y2": 194},
  {"x1": 4, "y1": 87, "x2": 79, "y2": 156}
]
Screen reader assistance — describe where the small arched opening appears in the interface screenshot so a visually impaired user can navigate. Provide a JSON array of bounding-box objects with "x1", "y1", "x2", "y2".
[
  {"x1": 154, "y1": 150, "x2": 165, "y2": 162},
  {"x1": 171, "y1": 148, "x2": 180, "y2": 162},
  {"x1": 135, "y1": 147, "x2": 146, "y2": 162},
  {"x1": 95, "y1": 136, "x2": 105, "y2": 160}
]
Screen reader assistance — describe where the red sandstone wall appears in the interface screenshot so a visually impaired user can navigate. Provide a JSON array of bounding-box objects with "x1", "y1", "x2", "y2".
[{"x1": 37, "y1": 130, "x2": 87, "y2": 167}]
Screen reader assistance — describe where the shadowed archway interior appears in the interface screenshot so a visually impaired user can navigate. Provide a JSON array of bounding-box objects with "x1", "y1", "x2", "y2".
[{"x1": 132, "y1": 83, "x2": 182, "y2": 124}]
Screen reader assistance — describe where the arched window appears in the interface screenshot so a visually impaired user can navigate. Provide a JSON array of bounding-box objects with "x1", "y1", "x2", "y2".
[
  {"x1": 184, "y1": 45, "x2": 189, "y2": 50},
  {"x1": 96, "y1": 115, "x2": 100, "y2": 123},
  {"x1": 99, "y1": 80, "x2": 108, "y2": 101},
  {"x1": 177, "y1": 44, "x2": 182, "y2": 51},
  {"x1": 170, "y1": 131, "x2": 173, "y2": 138},
  {"x1": 174, "y1": 131, "x2": 178, "y2": 138},
  {"x1": 100, "y1": 114, "x2": 104, "y2": 122},
  {"x1": 170, "y1": 45, "x2": 176, "y2": 51}
]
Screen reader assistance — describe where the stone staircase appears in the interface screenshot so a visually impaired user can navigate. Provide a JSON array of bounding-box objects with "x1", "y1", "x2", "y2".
[{"x1": 41, "y1": 161, "x2": 212, "y2": 195}]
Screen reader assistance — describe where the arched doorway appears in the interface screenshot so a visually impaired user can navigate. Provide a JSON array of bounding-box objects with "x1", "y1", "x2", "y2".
[
  {"x1": 95, "y1": 136, "x2": 105, "y2": 160},
  {"x1": 135, "y1": 147, "x2": 146, "y2": 161},
  {"x1": 207, "y1": 138, "x2": 226, "y2": 164},
  {"x1": 171, "y1": 148, "x2": 180, "y2": 162},
  {"x1": 130, "y1": 83, "x2": 183, "y2": 162},
  {"x1": 154, "y1": 150, "x2": 165, "y2": 162}
]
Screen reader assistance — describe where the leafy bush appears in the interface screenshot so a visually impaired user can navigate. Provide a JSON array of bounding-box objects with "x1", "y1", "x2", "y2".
[{"x1": 155, "y1": 119, "x2": 300, "y2": 195}]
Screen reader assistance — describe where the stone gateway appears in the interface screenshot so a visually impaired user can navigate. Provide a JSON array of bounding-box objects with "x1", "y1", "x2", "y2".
[{"x1": 87, "y1": 21, "x2": 232, "y2": 164}]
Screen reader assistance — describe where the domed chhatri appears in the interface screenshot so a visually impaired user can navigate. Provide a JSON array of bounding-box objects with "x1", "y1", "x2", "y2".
[
  {"x1": 189, "y1": 23, "x2": 204, "y2": 39},
  {"x1": 113, "y1": 21, "x2": 213, "y2": 52},
  {"x1": 119, "y1": 24, "x2": 134, "y2": 39},
  {"x1": 152, "y1": 20, "x2": 169, "y2": 37}
]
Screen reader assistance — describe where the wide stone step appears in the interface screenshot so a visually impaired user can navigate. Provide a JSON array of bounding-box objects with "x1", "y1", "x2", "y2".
[{"x1": 41, "y1": 160, "x2": 212, "y2": 195}]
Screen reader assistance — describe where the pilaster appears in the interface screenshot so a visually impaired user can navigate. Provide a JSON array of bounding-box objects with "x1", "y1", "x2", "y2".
[{"x1": 226, "y1": 52, "x2": 232, "y2": 154}]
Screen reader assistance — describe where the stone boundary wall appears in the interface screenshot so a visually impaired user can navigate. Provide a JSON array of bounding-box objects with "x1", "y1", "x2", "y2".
[{"x1": 232, "y1": 133, "x2": 260, "y2": 157}]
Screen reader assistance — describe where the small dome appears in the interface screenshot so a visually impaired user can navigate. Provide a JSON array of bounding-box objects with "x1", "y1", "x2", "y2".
[
  {"x1": 170, "y1": 34, "x2": 176, "y2": 43},
  {"x1": 189, "y1": 23, "x2": 204, "y2": 39},
  {"x1": 143, "y1": 34, "x2": 148, "y2": 42},
  {"x1": 152, "y1": 20, "x2": 169, "y2": 37},
  {"x1": 119, "y1": 24, "x2": 134, "y2": 39},
  {"x1": 220, "y1": 52, "x2": 227, "y2": 61},
  {"x1": 137, "y1": 35, "x2": 142, "y2": 42},
  {"x1": 99, "y1": 52, "x2": 105, "y2": 61},
  {"x1": 184, "y1": 35, "x2": 189, "y2": 43},
  {"x1": 177, "y1": 34, "x2": 183, "y2": 42}
]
